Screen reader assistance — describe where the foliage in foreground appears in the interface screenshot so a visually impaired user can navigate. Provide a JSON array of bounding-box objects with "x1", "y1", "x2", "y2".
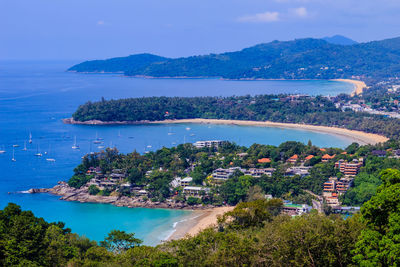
[{"x1": 2, "y1": 168, "x2": 400, "y2": 266}]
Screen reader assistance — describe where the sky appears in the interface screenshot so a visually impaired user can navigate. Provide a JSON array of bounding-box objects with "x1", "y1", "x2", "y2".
[{"x1": 1, "y1": 0, "x2": 400, "y2": 61}]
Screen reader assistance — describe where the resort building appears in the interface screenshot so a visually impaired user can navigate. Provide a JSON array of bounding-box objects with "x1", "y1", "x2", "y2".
[
  {"x1": 180, "y1": 177, "x2": 193, "y2": 187},
  {"x1": 287, "y1": 154, "x2": 298, "y2": 164},
  {"x1": 285, "y1": 166, "x2": 311, "y2": 177},
  {"x1": 194, "y1": 140, "x2": 225, "y2": 148},
  {"x1": 243, "y1": 168, "x2": 275, "y2": 177},
  {"x1": 183, "y1": 186, "x2": 210, "y2": 196},
  {"x1": 282, "y1": 203, "x2": 312, "y2": 216},
  {"x1": 321, "y1": 154, "x2": 336, "y2": 162},
  {"x1": 258, "y1": 158, "x2": 271, "y2": 163},
  {"x1": 335, "y1": 158, "x2": 363, "y2": 176}
]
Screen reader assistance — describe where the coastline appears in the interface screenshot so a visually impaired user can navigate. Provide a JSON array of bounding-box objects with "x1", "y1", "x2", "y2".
[
  {"x1": 64, "y1": 118, "x2": 388, "y2": 145},
  {"x1": 331, "y1": 79, "x2": 367, "y2": 96},
  {"x1": 167, "y1": 206, "x2": 234, "y2": 241}
]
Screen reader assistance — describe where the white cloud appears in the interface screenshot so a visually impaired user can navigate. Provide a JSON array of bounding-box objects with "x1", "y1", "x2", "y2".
[
  {"x1": 238, "y1": 11, "x2": 280, "y2": 23},
  {"x1": 291, "y1": 7, "x2": 308, "y2": 17}
]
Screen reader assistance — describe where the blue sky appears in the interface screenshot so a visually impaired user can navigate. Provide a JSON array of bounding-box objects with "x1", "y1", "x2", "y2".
[{"x1": 1, "y1": 0, "x2": 400, "y2": 60}]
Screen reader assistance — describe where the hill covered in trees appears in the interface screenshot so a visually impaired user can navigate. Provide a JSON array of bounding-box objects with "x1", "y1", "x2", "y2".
[{"x1": 69, "y1": 36, "x2": 400, "y2": 79}]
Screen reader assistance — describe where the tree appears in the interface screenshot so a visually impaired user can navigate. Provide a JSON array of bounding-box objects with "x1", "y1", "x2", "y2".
[
  {"x1": 353, "y1": 169, "x2": 400, "y2": 265},
  {"x1": 220, "y1": 199, "x2": 283, "y2": 229},
  {"x1": 88, "y1": 185, "x2": 100, "y2": 195},
  {"x1": 100, "y1": 230, "x2": 142, "y2": 253}
]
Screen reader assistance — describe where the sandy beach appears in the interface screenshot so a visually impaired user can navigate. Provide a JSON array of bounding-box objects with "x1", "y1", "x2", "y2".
[
  {"x1": 168, "y1": 206, "x2": 234, "y2": 241},
  {"x1": 332, "y1": 79, "x2": 367, "y2": 96},
  {"x1": 152, "y1": 118, "x2": 388, "y2": 145}
]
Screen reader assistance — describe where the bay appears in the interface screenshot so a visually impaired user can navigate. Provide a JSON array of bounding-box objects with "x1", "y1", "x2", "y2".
[{"x1": 0, "y1": 61, "x2": 354, "y2": 245}]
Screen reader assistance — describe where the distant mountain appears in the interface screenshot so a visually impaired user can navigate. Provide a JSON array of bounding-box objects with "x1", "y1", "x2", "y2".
[
  {"x1": 69, "y1": 37, "x2": 400, "y2": 79},
  {"x1": 69, "y1": 53, "x2": 168, "y2": 73},
  {"x1": 322, "y1": 35, "x2": 358, "y2": 45}
]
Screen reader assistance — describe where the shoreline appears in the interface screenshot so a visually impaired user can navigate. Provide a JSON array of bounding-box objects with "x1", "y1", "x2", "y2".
[
  {"x1": 331, "y1": 79, "x2": 366, "y2": 96},
  {"x1": 167, "y1": 206, "x2": 234, "y2": 241},
  {"x1": 63, "y1": 118, "x2": 388, "y2": 145}
]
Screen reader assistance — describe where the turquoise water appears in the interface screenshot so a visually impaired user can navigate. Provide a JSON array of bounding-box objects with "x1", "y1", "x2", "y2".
[{"x1": 0, "y1": 61, "x2": 354, "y2": 245}]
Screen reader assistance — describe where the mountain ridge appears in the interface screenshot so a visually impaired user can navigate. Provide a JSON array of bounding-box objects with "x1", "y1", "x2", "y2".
[{"x1": 69, "y1": 36, "x2": 400, "y2": 79}]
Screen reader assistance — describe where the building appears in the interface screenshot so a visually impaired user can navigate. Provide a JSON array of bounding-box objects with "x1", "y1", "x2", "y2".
[
  {"x1": 258, "y1": 158, "x2": 271, "y2": 163},
  {"x1": 323, "y1": 179, "x2": 336, "y2": 193},
  {"x1": 305, "y1": 155, "x2": 314, "y2": 161},
  {"x1": 183, "y1": 186, "x2": 210, "y2": 196},
  {"x1": 282, "y1": 203, "x2": 312, "y2": 216},
  {"x1": 243, "y1": 168, "x2": 275, "y2": 177},
  {"x1": 194, "y1": 140, "x2": 224, "y2": 148},
  {"x1": 170, "y1": 177, "x2": 182, "y2": 188},
  {"x1": 180, "y1": 177, "x2": 193, "y2": 187},
  {"x1": 321, "y1": 154, "x2": 336, "y2": 162},
  {"x1": 285, "y1": 166, "x2": 311, "y2": 177},
  {"x1": 211, "y1": 167, "x2": 241, "y2": 182},
  {"x1": 335, "y1": 159, "x2": 363, "y2": 176},
  {"x1": 372, "y1": 150, "x2": 386, "y2": 157},
  {"x1": 287, "y1": 154, "x2": 298, "y2": 164}
]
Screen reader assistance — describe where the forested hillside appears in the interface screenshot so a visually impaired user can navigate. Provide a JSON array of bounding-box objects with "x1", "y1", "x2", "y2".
[{"x1": 69, "y1": 37, "x2": 400, "y2": 79}]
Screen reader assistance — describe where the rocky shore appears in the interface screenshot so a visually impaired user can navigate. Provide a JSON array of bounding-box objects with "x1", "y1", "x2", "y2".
[{"x1": 28, "y1": 182, "x2": 217, "y2": 210}]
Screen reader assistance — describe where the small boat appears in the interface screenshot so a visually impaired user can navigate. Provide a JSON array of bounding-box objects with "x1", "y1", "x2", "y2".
[
  {"x1": 29, "y1": 132, "x2": 32, "y2": 144},
  {"x1": 0, "y1": 146, "x2": 6, "y2": 154},
  {"x1": 167, "y1": 127, "x2": 175, "y2": 135},
  {"x1": 11, "y1": 147, "x2": 16, "y2": 162},
  {"x1": 46, "y1": 158, "x2": 56, "y2": 162},
  {"x1": 118, "y1": 130, "x2": 121, "y2": 137},
  {"x1": 190, "y1": 133, "x2": 195, "y2": 136},
  {"x1": 13, "y1": 144, "x2": 19, "y2": 148},
  {"x1": 186, "y1": 127, "x2": 191, "y2": 131},
  {"x1": 147, "y1": 145, "x2": 152, "y2": 148},
  {"x1": 72, "y1": 136, "x2": 80, "y2": 149},
  {"x1": 98, "y1": 145, "x2": 105, "y2": 149},
  {"x1": 22, "y1": 141, "x2": 27, "y2": 151},
  {"x1": 34, "y1": 144, "x2": 42, "y2": 157},
  {"x1": 93, "y1": 132, "x2": 102, "y2": 144}
]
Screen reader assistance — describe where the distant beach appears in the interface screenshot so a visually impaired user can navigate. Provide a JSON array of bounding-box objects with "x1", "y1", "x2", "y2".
[
  {"x1": 152, "y1": 119, "x2": 388, "y2": 145},
  {"x1": 168, "y1": 206, "x2": 234, "y2": 241},
  {"x1": 331, "y1": 79, "x2": 367, "y2": 96}
]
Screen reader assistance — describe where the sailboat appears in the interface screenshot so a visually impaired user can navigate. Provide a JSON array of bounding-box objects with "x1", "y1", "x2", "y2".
[
  {"x1": 167, "y1": 127, "x2": 174, "y2": 135},
  {"x1": 29, "y1": 132, "x2": 32, "y2": 144},
  {"x1": 11, "y1": 147, "x2": 16, "y2": 162},
  {"x1": 72, "y1": 136, "x2": 80, "y2": 149},
  {"x1": 93, "y1": 132, "x2": 102, "y2": 144},
  {"x1": 34, "y1": 144, "x2": 42, "y2": 157},
  {"x1": 22, "y1": 141, "x2": 27, "y2": 151},
  {"x1": 46, "y1": 144, "x2": 55, "y2": 162}
]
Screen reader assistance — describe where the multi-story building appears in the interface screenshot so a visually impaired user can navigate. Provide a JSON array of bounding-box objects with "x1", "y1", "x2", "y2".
[
  {"x1": 335, "y1": 158, "x2": 363, "y2": 176},
  {"x1": 194, "y1": 140, "x2": 225, "y2": 148}
]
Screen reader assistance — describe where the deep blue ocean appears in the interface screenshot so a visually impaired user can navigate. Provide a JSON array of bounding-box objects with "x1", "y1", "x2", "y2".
[{"x1": 0, "y1": 61, "x2": 354, "y2": 245}]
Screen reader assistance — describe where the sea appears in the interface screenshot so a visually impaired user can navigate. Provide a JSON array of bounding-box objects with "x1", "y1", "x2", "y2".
[{"x1": 0, "y1": 60, "x2": 354, "y2": 245}]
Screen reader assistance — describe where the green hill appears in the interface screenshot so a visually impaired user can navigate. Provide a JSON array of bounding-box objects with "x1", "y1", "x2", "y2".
[{"x1": 69, "y1": 37, "x2": 400, "y2": 79}]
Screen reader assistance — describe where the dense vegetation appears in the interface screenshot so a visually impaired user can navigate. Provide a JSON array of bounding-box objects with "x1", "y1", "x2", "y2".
[
  {"x1": 4, "y1": 169, "x2": 400, "y2": 266},
  {"x1": 69, "y1": 37, "x2": 400, "y2": 79},
  {"x1": 72, "y1": 94, "x2": 400, "y2": 139},
  {"x1": 68, "y1": 138, "x2": 400, "y2": 207}
]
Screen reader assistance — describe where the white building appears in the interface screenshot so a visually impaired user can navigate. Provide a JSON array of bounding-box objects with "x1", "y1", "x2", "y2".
[{"x1": 194, "y1": 140, "x2": 224, "y2": 148}]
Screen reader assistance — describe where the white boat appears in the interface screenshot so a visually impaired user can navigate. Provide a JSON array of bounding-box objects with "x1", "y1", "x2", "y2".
[
  {"x1": 72, "y1": 136, "x2": 80, "y2": 149},
  {"x1": 46, "y1": 158, "x2": 56, "y2": 162},
  {"x1": 167, "y1": 127, "x2": 175, "y2": 135},
  {"x1": 93, "y1": 132, "x2": 102, "y2": 144},
  {"x1": 98, "y1": 145, "x2": 105, "y2": 149},
  {"x1": 190, "y1": 133, "x2": 195, "y2": 136},
  {"x1": 29, "y1": 132, "x2": 32, "y2": 144},
  {"x1": 13, "y1": 144, "x2": 19, "y2": 148},
  {"x1": 147, "y1": 145, "x2": 152, "y2": 148},
  {"x1": 11, "y1": 147, "x2": 16, "y2": 162},
  {"x1": 22, "y1": 141, "x2": 27, "y2": 151},
  {"x1": 0, "y1": 146, "x2": 5, "y2": 154},
  {"x1": 186, "y1": 127, "x2": 191, "y2": 131},
  {"x1": 34, "y1": 144, "x2": 42, "y2": 157}
]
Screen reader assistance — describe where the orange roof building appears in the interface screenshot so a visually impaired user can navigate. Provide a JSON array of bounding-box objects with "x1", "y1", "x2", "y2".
[
  {"x1": 322, "y1": 154, "x2": 336, "y2": 162},
  {"x1": 287, "y1": 154, "x2": 298, "y2": 163},
  {"x1": 258, "y1": 158, "x2": 271, "y2": 163},
  {"x1": 305, "y1": 155, "x2": 314, "y2": 161}
]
